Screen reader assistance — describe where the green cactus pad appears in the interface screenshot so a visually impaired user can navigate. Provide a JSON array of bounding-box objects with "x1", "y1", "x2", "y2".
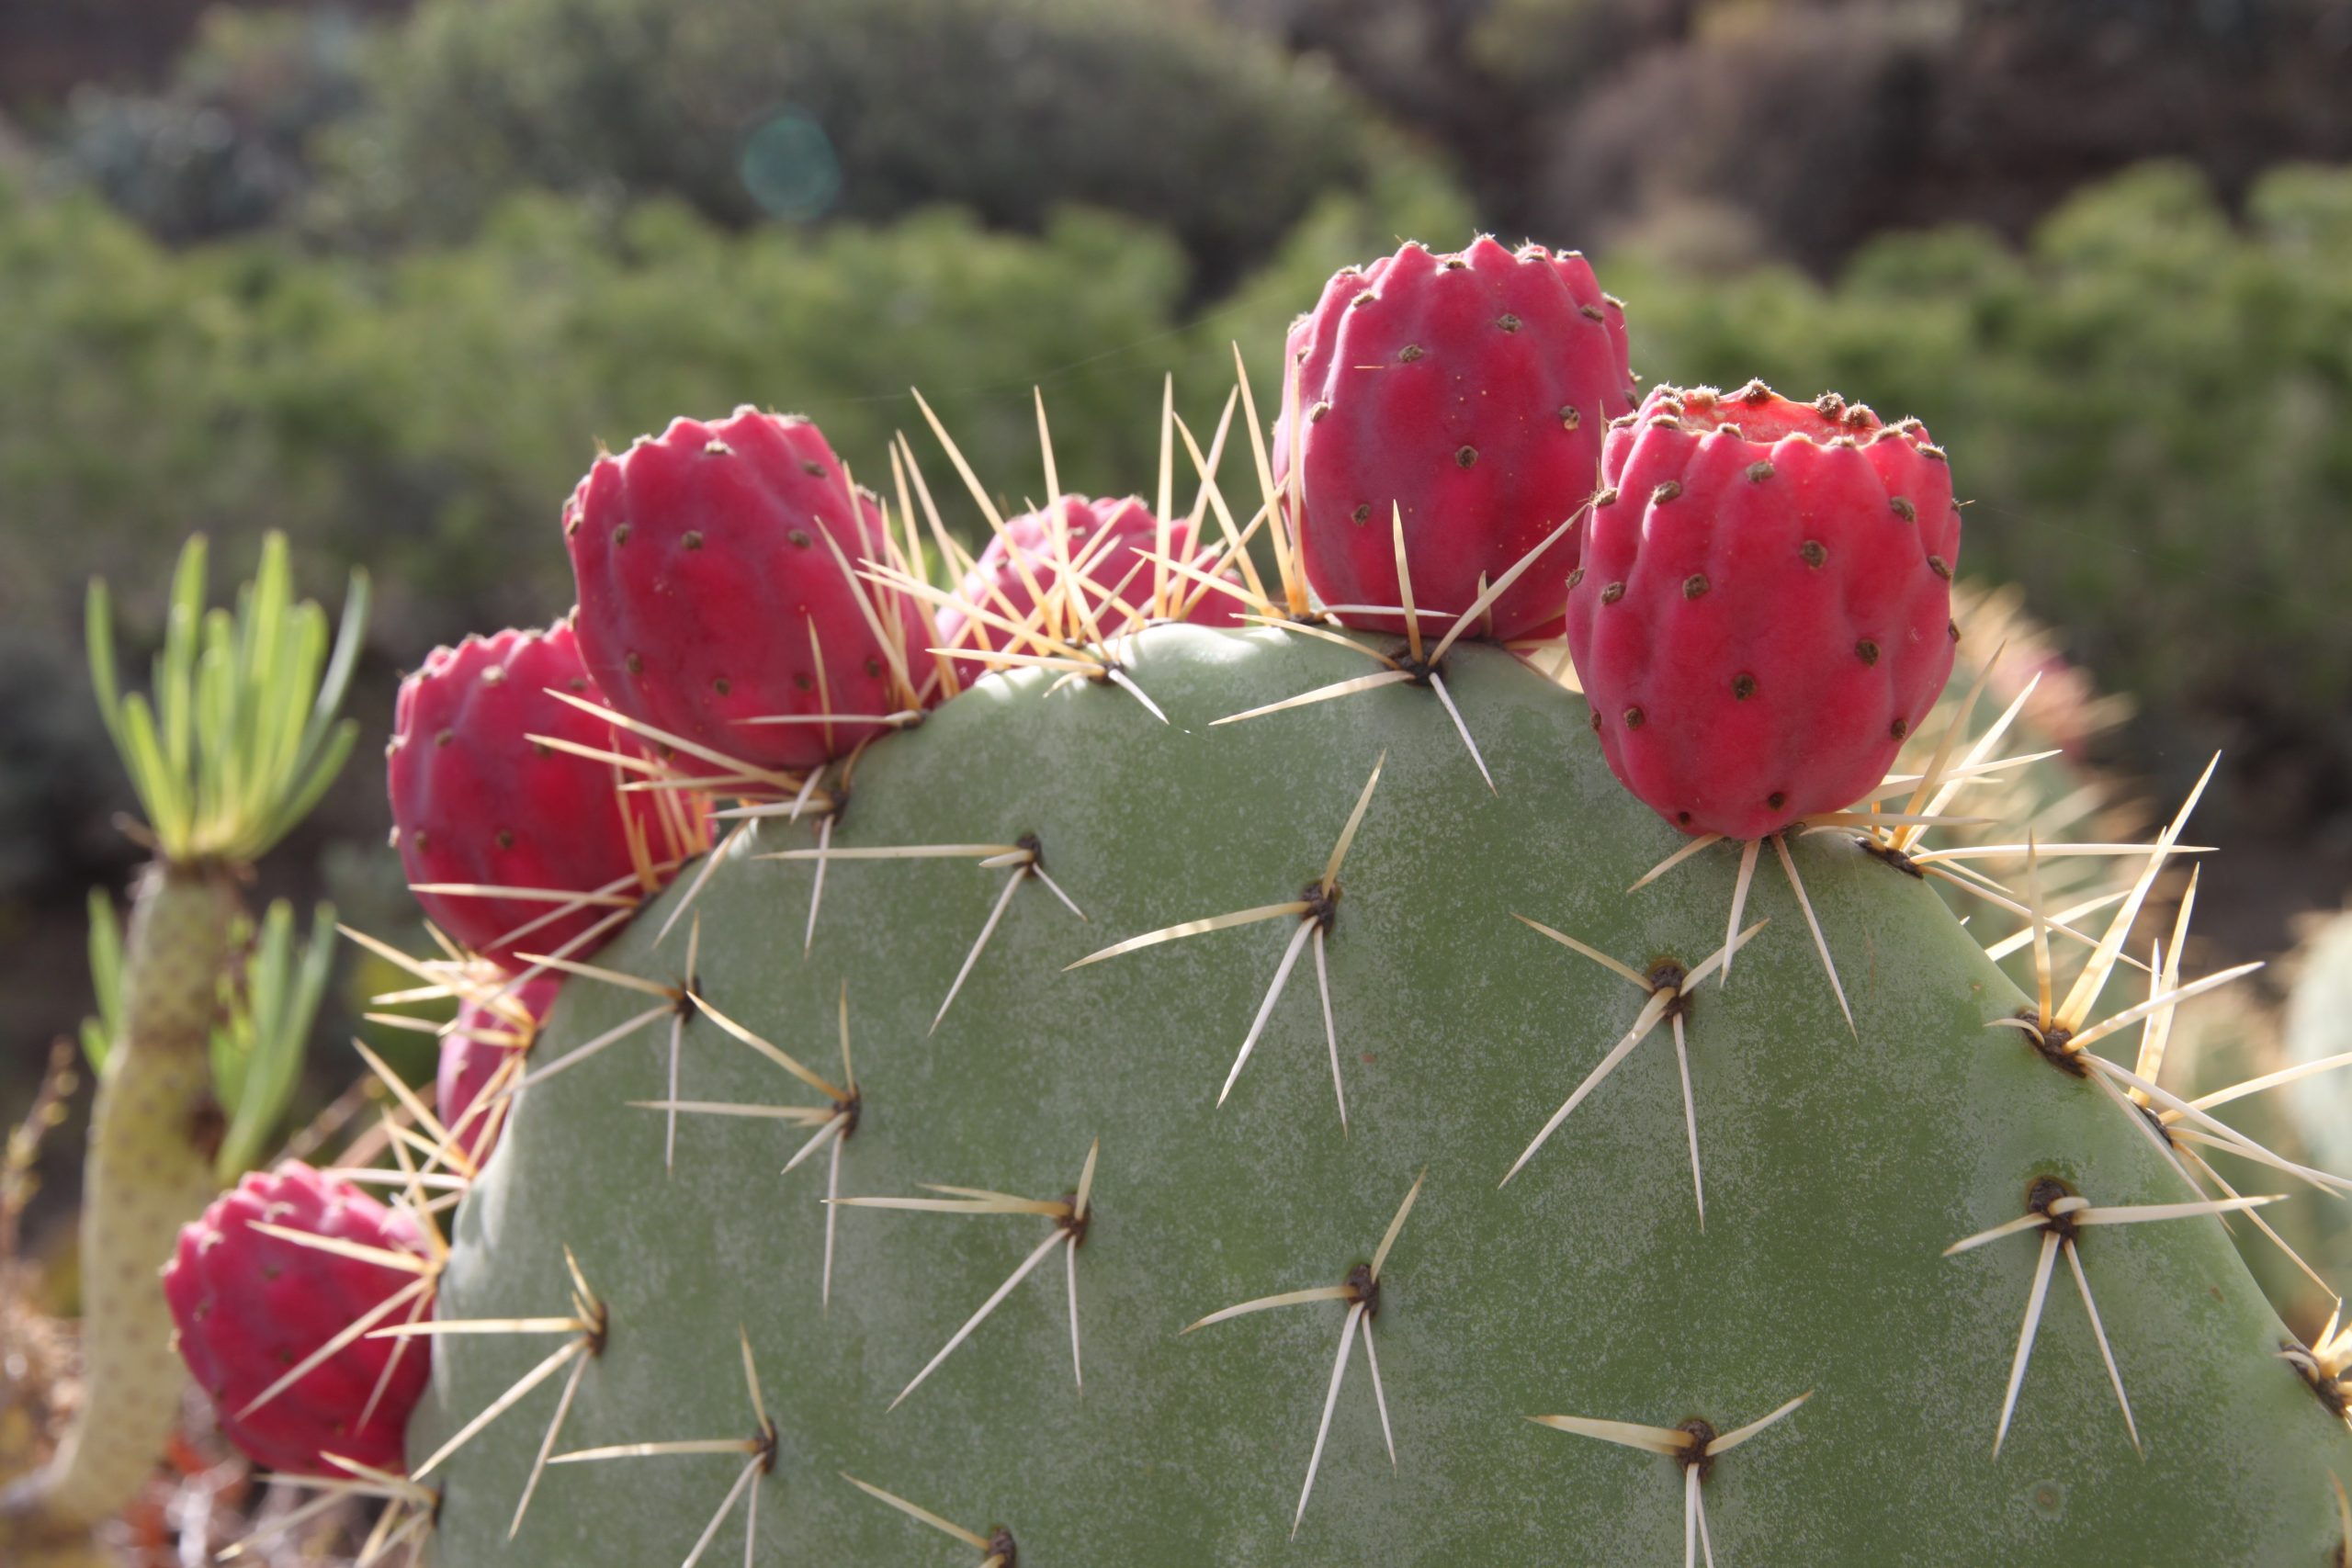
[{"x1": 407, "y1": 625, "x2": 2351, "y2": 1565}]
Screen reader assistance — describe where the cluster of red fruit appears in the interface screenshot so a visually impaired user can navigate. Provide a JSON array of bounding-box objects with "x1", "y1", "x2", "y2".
[
  {"x1": 164, "y1": 234, "x2": 1960, "y2": 1483},
  {"x1": 1281, "y1": 236, "x2": 1959, "y2": 840}
]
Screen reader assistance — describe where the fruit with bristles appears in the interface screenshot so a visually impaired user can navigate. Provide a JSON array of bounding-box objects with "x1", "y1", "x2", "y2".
[
  {"x1": 164, "y1": 1162, "x2": 433, "y2": 1476},
  {"x1": 935, "y1": 494, "x2": 1232, "y2": 680},
  {"x1": 1276, "y1": 236, "x2": 1634, "y2": 638},
  {"x1": 564, "y1": 407, "x2": 931, "y2": 771},
  {"x1": 1568, "y1": 381, "x2": 1960, "y2": 840},
  {"x1": 389, "y1": 621, "x2": 695, "y2": 971}
]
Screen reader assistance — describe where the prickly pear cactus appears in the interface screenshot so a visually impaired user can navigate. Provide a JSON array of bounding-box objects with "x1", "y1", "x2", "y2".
[
  {"x1": 400, "y1": 621, "x2": 2352, "y2": 1565},
  {"x1": 207, "y1": 240, "x2": 2352, "y2": 1565}
]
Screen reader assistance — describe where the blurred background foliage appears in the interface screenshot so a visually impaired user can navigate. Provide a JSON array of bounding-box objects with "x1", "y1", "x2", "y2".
[{"x1": 4, "y1": 0, "x2": 2351, "y2": 1263}]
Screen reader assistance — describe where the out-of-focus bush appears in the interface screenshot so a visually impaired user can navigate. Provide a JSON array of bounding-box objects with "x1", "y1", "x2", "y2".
[
  {"x1": 1625, "y1": 161, "x2": 2352, "y2": 828},
  {"x1": 320, "y1": 0, "x2": 1385, "y2": 289},
  {"x1": 0, "y1": 143, "x2": 1467, "y2": 637},
  {"x1": 45, "y1": 9, "x2": 372, "y2": 243},
  {"x1": 0, "y1": 189, "x2": 1172, "y2": 646}
]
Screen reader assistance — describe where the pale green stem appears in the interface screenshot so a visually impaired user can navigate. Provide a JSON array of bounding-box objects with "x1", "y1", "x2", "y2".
[{"x1": 6, "y1": 864, "x2": 234, "y2": 1531}]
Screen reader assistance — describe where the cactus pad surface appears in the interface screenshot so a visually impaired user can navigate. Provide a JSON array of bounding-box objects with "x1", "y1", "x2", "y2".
[{"x1": 404, "y1": 625, "x2": 2351, "y2": 1566}]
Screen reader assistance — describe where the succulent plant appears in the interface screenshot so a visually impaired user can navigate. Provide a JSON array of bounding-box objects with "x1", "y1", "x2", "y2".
[
  {"x1": 190, "y1": 253, "x2": 2352, "y2": 1566},
  {"x1": 375, "y1": 615, "x2": 2346, "y2": 1565},
  {"x1": 1, "y1": 535, "x2": 365, "y2": 1548}
]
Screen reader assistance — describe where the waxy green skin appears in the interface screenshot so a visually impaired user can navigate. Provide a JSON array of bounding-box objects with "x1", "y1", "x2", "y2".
[{"x1": 410, "y1": 626, "x2": 2349, "y2": 1565}]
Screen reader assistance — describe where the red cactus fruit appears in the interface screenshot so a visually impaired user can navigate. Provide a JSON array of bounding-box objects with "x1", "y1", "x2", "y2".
[
  {"x1": 1567, "y1": 382, "x2": 1962, "y2": 840},
  {"x1": 933, "y1": 494, "x2": 1237, "y2": 679},
  {"x1": 389, "y1": 621, "x2": 693, "y2": 971},
  {"x1": 164, "y1": 1162, "x2": 433, "y2": 1476},
  {"x1": 439, "y1": 974, "x2": 561, "y2": 1165},
  {"x1": 565, "y1": 407, "x2": 929, "y2": 771},
  {"x1": 1274, "y1": 236, "x2": 1636, "y2": 640}
]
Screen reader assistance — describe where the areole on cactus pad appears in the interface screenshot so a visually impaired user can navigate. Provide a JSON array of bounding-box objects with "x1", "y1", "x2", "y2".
[{"x1": 177, "y1": 240, "x2": 2352, "y2": 1567}]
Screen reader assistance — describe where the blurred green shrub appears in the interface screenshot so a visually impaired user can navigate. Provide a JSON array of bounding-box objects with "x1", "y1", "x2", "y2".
[
  {"x1": 0, "y1": 186, "x2": 1175, "y2": 647},
  {"x1": 1623, "y1": 161, "x2": 2352, "y2": 818},
  {"x1": 321, "y1": 0, "x2": 1382, "y2": 289}
]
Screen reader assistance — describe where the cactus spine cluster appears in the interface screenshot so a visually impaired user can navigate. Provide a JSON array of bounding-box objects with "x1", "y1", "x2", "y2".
[{"x1": 182, "y1": 239, "x2": 2352, "y2": 1565}]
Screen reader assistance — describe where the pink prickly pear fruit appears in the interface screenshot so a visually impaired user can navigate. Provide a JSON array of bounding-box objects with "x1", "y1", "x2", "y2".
[
  {"x1": 1567, "y1": 382, "x2": 1962, "y2": 840},
  {"x1": 1274, "y1": 236, "x2": 1636, "y2": 641},
  {"x1": 933, "y1": 495, "x2": 1238, "y2": 681},
  {"x1": 564, "y1": 407, "x2": 930, "y2": 772},
  {"x1": 389, "y1": 621, "x2": 694, "y2": 971},
  {"x1": 163, "y1": 1162, "x2": 433, "y2": 1476},
  {"x1": 438, "y1": 974, "x2": 561, "y2": 1164}
]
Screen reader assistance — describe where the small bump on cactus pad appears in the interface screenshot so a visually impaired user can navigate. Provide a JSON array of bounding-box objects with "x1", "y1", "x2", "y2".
[
  {"x1": 565, "y1": 407, "x2": 930, "y2": 771},
  {"x1": 388, "y1": 621, "x2": 693, "y2": 970},
  {"x1": 164, "y1": 1162, "x2": 433, "y2": 1476},
  {"x1": 1568, "y1": 382, "x2": 1961, "y2": 840},
  {"x1": 1276, "y1": 235, "x2": 1635, "y2": 638}
]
